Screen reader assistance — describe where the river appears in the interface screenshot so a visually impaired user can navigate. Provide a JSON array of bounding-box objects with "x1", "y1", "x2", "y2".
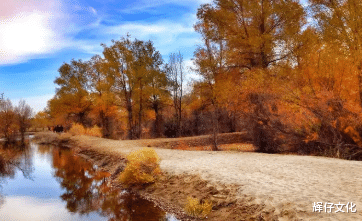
[{"x1": 0, "y1": 137, "x2": 177, "y2": 221}]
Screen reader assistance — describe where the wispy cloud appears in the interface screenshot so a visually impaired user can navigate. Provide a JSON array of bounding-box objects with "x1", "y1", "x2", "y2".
[
  {"x1": 102, "y1": 13, "x2": 201, "y2": 56},
  {"x1": 119, "y1": 0, "x2": 213, "y2": 14},
  {"x1": 65, "y1": 11, "x2": 202, "y2": 60}
]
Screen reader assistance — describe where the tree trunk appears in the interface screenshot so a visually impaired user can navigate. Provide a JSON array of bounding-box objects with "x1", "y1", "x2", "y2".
[
  {"x1": 138, "y1": 82, "x2": 143, "y2": 139},
  {"x1": 358, "y1": 64, "x2": 362, "y2": 108},
  {"x1": 154, "y1": 104, "x2": 162, "y2": 137},
  {"x1": 125, "y1": 91, "x2": 134, "y2": 140},
  {"x1": 211, "y1": 100, "x2": 219, "y2": 151},
  {"x1": 100, "y1": 111, "x2": 110, "y2": 138}
]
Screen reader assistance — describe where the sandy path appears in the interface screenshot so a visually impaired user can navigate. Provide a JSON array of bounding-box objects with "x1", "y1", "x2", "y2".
[{"x1": 72, "y1": 135, "x2": 362, "y2": 220}]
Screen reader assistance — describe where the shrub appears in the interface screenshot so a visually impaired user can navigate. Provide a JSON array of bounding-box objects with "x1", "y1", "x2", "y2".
[
  {"x1": 86, "y1": 125, "x2": 102, "y2": 137},
  {"x1": 184, "y1": 196, "x2": 212, "y2": 218},
  {"x1": 69, "y1": 123, "x2": 102, "y2": 137},
  {"x1": 118, "y1": 148, "x2": 161, "y2": 187},
  {"x1": 69, "y1": 123, "x2": 86, "y2": 136}
]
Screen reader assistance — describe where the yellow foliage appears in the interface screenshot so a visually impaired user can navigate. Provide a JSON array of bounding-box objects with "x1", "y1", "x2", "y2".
[
  {"x1": 184, "y1": 196, "x2": 212, "y2": 218},
  {"x1": 69, "y1": 123, "x2": 86, "y2": 136},
  {"x1": 86, "y1": 125, "x2": 102, "y2": 137},
  {"x1": 69, "y1": 123, "x2": 102, "y2": 137},
  {"x1": 118, "y1": 148, "x2": 161, "y2": 186}
]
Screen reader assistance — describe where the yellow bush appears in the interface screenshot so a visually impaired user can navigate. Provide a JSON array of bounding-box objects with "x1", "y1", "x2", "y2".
[
  {"x1": 184, "y1": 197, "x2": 212, "y2": 218},
  {"x1": 69, "y1": 124, "x2": 102, "y2": 137},
  {"x1": 118, "y1": 148, "x2": 161, "y2": 186},
  {"x1": 69, "y1": 123, "x2": 86, "y2": 136},
  {"x1": 86, "y1": 125, "x2": 102, "y2": 137}
]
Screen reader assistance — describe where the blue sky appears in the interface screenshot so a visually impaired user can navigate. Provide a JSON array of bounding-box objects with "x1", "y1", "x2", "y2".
[{"x1": 0, "y1": 0, "x2": 211, "y2": 113}]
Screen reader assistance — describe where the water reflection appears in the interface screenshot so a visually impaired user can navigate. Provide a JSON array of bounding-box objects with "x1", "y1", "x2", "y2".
[
  {"x1": 51, "y1": 146, "x2": 166, "y2": 220},
  {"x1": 0, "y1": 140, "x2": 170, "y2": 220},
  {"x1": 0, "y1": 141, "x2": 33, "y2": 181},
  {"x1": 0, "y1": 141, "x2": 34, "y2": 209}
]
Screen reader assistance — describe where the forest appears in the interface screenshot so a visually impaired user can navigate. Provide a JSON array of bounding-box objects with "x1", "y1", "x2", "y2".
[{"x1": 3, "y1": 0, "x2": 362, "y2": 159}]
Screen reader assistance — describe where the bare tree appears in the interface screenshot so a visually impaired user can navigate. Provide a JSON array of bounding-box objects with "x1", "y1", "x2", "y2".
[
  {"x1": 15, "y1": 100, "x2": 33, "y2": 142},
  {"x1": 167, "y1": 52, "x2": 184, "y2": 137},
  {"x1": 0, "y1": 99, "x2": 16, "y2": 142}
]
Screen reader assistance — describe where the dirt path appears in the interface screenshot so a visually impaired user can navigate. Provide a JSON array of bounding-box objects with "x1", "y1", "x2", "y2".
[{"x1": 46, "y1": 133, "x2": 362, "y2": 220}]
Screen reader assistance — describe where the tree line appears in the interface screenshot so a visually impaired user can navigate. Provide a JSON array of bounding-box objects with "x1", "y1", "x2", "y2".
[
  {"x1": 190, "y1": 0, "x2": 362, "y2": 157},
  {"x1": 31, "y1": 0, "x2": 362, "y2": 159},
  {"x1": 35, "y1": 36, "x2": 188, "y2": 140},
  {"x1": 0, "y1": 94, "x2": 33, "y2": 142}
]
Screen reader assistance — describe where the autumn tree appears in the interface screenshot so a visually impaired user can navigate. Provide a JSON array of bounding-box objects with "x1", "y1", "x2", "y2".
[
  {"x1": 15, "y1": 100, "x2": 33, "y2": 142},
  {"x1": 193, "y1": 0, "x2": 306, "y2": 151},
  {"x1": 146, "y1": 52, "x2": 168, "y2": 138},
  {"x1": 102, "y1": 37, "x2": 161, "y2": 139},
  {"x1": 102, "y1": 37, "x2": 139, "y2": 139},
  {"x1": 132, "y1": 40, "x2": 164, "y2": 138},
  {"x1": 88, "y1": 55, "x2": 118, "y2": 138},
  {"x1": 32, "y1": 111, "x2": 51, "y2": 131},
  {"x1": 147, "y1": 69, "x2": 169, "y2": 137},
  {"x1": 196, "y1": 0, "x2": 305, "y2": 71},
  {"x1": 194, "y1": 17, "x2": 227, "y2": 150},
  {"x1": 0, "y1": 99, "x2": 16, "y2": 142},
  {"x1": 310, "y1": 0, "x2": 362, "y2": 107},
  {"x1": 52, "y1": 59, "x2": 92, "y2": 126}
]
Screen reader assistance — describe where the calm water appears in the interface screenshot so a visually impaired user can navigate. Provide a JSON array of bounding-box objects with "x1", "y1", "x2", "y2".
[{"x1": 0, "y1": 138, "x2": 176, "y2": 221}]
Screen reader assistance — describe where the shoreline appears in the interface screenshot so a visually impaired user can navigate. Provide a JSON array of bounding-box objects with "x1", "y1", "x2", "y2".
[
  {"x1": 33, "y1": 132, "x2": 362, "y2": 220},
  {"x1": 33, "y1": 132, "x2": 273, "y2": 220}
]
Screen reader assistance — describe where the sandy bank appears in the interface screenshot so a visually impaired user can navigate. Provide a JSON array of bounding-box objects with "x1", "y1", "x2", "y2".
[{"x1": 35, "y1": 132, "x2": 362, "y2": 220}]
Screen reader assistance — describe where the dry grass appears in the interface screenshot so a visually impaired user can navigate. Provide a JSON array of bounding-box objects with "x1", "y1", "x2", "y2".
[
  {"x1": 118, "y1": 147, "x2": 162, "y2": 187},
  {"x1": 34, "y1": 132, "x2": 71, "y2": 145},
  {"x1": 140, "y1": 132, "x2": 252, "y2": 150},
  {"x1": 219, "y1": 143, "x2": 256, "y2": 152},
  {"x1": 174, "y1": 141, "x2": 189, "y2": 150},
  {"x1": 184, "y1": 196, "x2": 212, "y2": 218},
  {"x1": 171, "y1": 142, "x2": 255, "y2": 152}
]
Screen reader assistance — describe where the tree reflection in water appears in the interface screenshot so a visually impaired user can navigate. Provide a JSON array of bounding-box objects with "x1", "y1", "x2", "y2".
[
  {"x1": 0, "y1": 140, "x2": 34, "y2": 206},
  {"x1": 50, "y1": 146, "x2": 166, "y2": 221},
  {"x1": 0, "y1": 141, "x2": 33, "y2": 180}
]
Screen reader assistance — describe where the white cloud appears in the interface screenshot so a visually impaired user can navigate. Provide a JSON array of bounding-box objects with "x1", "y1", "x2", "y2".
[
  {"x1": 12, "y1": 94, "x2": 54, "y2": 114},
  {"x1": 0, "y1": 12, "x2": 60, "y2": 64},
  {"x1": 0, "y1": 0, "x2": 68, "y2": 65}
]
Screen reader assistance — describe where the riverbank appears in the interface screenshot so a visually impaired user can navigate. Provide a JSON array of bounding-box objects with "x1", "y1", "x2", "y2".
[{"x1": 34, "y1": 132, "x2": 362, "y2": 220}]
